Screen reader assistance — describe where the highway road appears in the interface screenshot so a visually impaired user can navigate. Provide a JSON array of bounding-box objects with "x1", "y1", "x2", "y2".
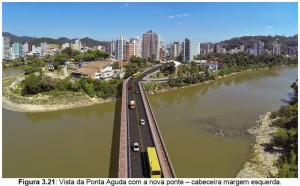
[{"x1": 126, "y1": 65, "x2": 162, "y2": 178}]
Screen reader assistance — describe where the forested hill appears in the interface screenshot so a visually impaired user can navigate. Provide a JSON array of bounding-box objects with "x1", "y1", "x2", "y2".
[
  {"x1": 2, "y1": 32, "x2": 109, "y2": 48},
  {"x1": 218, "y1": 35, "x2": 298, "y2": 51}
]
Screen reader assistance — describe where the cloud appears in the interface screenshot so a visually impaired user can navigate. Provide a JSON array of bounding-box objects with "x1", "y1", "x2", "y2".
[
  {"x1": 266, "y1": 26, "x2": 272, "y2": 29},
  {"x1": 179, "y1": 13, "x2": 190, "y2": 17},
  {"x1": 168, "y1": 13, "x2": 190, "y2": 19}
]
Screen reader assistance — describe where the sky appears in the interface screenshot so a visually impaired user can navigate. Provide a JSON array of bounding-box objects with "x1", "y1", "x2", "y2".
[{"x1": 2, "y1": 2, "x2": 298, "y2": 44}]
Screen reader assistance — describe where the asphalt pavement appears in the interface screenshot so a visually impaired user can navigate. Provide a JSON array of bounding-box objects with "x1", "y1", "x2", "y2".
[{"x1": 127, "y1": 66, "x2": 162, "y2": 178}]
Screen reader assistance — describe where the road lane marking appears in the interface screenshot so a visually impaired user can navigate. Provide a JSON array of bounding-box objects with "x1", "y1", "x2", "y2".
[{"x1": 132, "y1": 78, "x2": 148, "y2": 177}]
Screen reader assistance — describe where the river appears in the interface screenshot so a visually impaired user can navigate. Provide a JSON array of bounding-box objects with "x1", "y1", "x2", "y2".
[
  {"x1": 148, "y1": 66, "x2": 298, "y2": 177},
  {"x1": 2, "y1": 66, "x2": 25, "y2": 77},
  {"x1": 2, "y1": 66, "x2": 297, "y2": 177}
]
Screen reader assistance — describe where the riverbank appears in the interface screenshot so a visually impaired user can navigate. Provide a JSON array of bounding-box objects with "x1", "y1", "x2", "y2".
[
  {"x1": 145, "y1": 71, "x2": 241, "y2": 94},
  {"x1": 2, "y1": 65, "x2": 296, "y2": 113},
  {"x1": 145, "y1": 65, "x2": 297, "y2": 95},
  {"x1": 2, "y1": 96, "x2": 114, "y2": 113},
  {"x1": 236, "y1": 112, "x2": 282, "y2": 178},
  {"x1": 2, "y1": 75, "x2": 116, "y2": 113}
]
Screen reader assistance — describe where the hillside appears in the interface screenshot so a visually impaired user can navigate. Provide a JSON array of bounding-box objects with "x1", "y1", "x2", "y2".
[
  {"x1": 2, "y1": 32, "x2": 109, "y2": 48},
  {"x1": 218, "y1": 35, "x2": 298, "y2": 52}
]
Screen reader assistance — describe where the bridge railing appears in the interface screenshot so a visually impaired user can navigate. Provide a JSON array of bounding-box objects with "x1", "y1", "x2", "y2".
[
  {"x1": 138, "y1": 81, "x2": 176, "y2": 178},
  {"x1": 118, "y1": 77, "x2": 131, "y2": 178}
]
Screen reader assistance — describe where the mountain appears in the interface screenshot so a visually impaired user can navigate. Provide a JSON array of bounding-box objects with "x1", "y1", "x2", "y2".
[
  {"x1": 2, "y1": 32, "x2": 36, "y2": 44},
  {"x1": 2, "y1": 32, "x2": 110, "y2": 48},
  {"x1": 217, "y1": 35, "x2": 298, "y2": 51}
]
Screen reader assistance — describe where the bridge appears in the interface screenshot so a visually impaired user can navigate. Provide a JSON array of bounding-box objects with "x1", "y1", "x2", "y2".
[{"x1": 118, "y1": 65, "x2": 176, "y2": 178}]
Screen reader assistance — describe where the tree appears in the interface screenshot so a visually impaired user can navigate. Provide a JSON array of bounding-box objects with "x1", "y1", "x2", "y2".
[
  {"x1": 52, "y1": 53, "x2": 68, "y2": 69},
  {"x1": 130, "y1": 56, "x2": 146, "y2": 69},
  {"x1": 61, "y1": 47, "x2": 80, "y2": 58},
  {"x1": 112, "y1": 62, "x2": 120, "y2": 69},
  {"x1": 24, "y1": 65, "x2": 39, "y2": 75},
  {"x1": 21, "y1": 74, "x2": 43, "y2": 95},
  {"x1": 124, "y1": 63, "x2": 139, "y2": 78},
  {"x1": 177, "y1": 68, "x2": 184, "y2": 80}
]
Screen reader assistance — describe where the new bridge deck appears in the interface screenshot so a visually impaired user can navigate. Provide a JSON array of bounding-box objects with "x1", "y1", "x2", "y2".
[{"x1": 118, "y1": 65, "x2": 176, "y2": 178}]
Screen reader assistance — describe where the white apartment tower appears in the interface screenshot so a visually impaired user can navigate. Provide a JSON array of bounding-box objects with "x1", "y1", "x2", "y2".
[
  {"x1": 171, "y1": 42, "x2": 182, "y2": 59},
  {"x1": 2, "y1": 36, "x2": 10, "y2": 60},
  {"x1": 183, "y1": 38, "x2": 200, "y2": 62},
  {"x1": 115, "y1": 36, "x2": 126, "y2": 61},
  {"x1": 75, "y1": 39, "x2": 81, "y2": 51},
  {"x1": 62, "y1": 43, "x2": 70, "y2": 49},
  {"x1": 130, "y1": 36, "x2": 142, "y2": 57}
]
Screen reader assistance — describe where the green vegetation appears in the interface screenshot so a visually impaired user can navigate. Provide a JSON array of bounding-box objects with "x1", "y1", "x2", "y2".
[
  {"x1": 20, "y1": 74, "x2": 122, "y2": 99},
  {"x1": 144, "y1": 82, "x2": 170, "y2": 92},
  {"x1": 145, "y1": 53, "x2": 297, "y2": 92},
  {"x1": 271, "y1": 80, "x2": 298, "y2": 178},
  {"x1": 124, "y1": 56, "x2": 147, "y2": 78},
  {"x1": 73, "y1": 48, "x2": 109, "y2": 62},
  {"x1": 218, "y1": 34, "x2": 298, "y2": 53},
  {"x1": 200, "y1": 52, "x2": 297, "y2": 76},
  {"x1": 112, "y1": 62, "x2": 121, "y2": 69},
  {"x1": 3, "y1": 48, "x2": 110, "y2": 71}
]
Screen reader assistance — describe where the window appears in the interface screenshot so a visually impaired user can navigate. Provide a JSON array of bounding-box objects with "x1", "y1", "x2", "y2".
[{"x1": 151, "y1": 171, "x2": 161, "y2": 175}]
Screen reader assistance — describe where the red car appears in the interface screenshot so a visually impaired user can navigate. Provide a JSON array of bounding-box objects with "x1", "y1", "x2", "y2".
[{"x1": 128, "y1": 86, "x2": 132, "y2": 90}]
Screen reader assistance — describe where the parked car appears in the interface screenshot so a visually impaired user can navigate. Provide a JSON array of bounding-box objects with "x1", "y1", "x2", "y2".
[
  {"x1": 128, "y1": 86, "x2": 132, "y2": 90},
  {"x1": 133, "y1": 142, "x2": 139, "y2": 152},
  {"x1": 135, "y1": 89, "x2": 139, "y2": 94},
  {"x1": 140, "y1": 119, "x2": 145, "y2": 125}
]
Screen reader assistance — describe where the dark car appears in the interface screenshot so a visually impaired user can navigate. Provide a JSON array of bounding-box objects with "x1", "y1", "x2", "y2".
[
  {"x1": 128, "y1": 86, "x2": 132, "y2": 90},
  {"x1": 135, "y1": 89, "x2": 139, "y2": 94}
]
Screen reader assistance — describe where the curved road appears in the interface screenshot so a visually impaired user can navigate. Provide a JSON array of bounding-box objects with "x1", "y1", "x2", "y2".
[{"x1": 126, "y1": 66, "x2": 162, "y2": 178}]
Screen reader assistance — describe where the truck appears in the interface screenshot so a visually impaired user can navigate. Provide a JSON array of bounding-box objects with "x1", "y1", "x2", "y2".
[{"x1": 129, "y1": 100, "x2": 136, "y2": 109}]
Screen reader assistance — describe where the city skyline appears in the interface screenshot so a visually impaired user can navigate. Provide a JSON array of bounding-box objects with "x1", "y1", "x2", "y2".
[{"x1": 2, "y1": 2, "x2": 298, "y2": 44}]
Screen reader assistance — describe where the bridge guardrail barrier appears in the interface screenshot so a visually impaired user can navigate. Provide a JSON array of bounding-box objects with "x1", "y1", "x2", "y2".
[
  {"x1": 139, "y1": 80, "x2": 176, "y2": 178},
  {"x1": 118, "y1": 77, "x2": 131, "y2": 178}
]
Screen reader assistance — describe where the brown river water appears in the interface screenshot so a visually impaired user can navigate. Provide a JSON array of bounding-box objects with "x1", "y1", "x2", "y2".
[{"x1": 2, "y1": 66, "x2": 297, "y2": 177}]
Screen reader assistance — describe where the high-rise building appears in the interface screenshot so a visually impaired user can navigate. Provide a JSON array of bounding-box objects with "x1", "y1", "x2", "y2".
[
  {"x1": 214, "y1": 44, "x2": 221, "y2": 53},
  {"x1": 152, "y1": 34, "x2": 160, "y2": 61},
  {"x1": 171, "y1": 42, "x2": 182, "y2": 60},
  {"x1": 142, "y1": 31, "x2": 152, "y2": 59},
  {"x1": 183, "y1": 38, "x2": 200, "y2": 62},
  {"x1": 75, "y1": 39, "x2": 81, "y2": 51},
  {"x1": 23, "y1": 42, "x2": 29, "y2": 53},
  {"x1": 130, "y1": 36, "x2": 142, "y2": 58},
  {"x1": 62, "y1": 43, "x2": 70, "y2": 49},
  {"x1": 2, "y1": 36, "x2": 10, "y2": 60},
  {"x1": 70, "y1": 43, "x2": 77, "y2": 50},
  {"x1": 205, "y1": 43, "x2": 211, "y2": 55},
  {"x1": 254, "y1": 41, "x2": 264, "y2": 55},
  {"x1": 41, "y1": 42, "x2": 50, "y2": 56},
  {"x1": 288, "y1": 46, "x2": 298, "y2": 56},
  {"x1": 272, "y1": 43, "x2": 281, "y2": 55},
  {"x1": 115, "y1": 36, "x2": 126, "y2": 61},
  {"x1": 125, "y1": 41, "x2": 135, "y2": 61},
  {"x1": 142, "y1": 30, "x2": 161, "y2": 61},
  {"x1": 12, "y1": 42, "x2": 23, "y2": 59},
  {"x1": 106, "y1": 41, "x2": 115, "y2": 56}
]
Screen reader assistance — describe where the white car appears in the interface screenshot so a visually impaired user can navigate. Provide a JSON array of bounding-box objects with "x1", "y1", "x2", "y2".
[
  {"x1": 133, "y1": 142, "x2": 139, "y2": 152},
  {"x1": 140, "y1": 119, "x2": 146, "y2": 125}
]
